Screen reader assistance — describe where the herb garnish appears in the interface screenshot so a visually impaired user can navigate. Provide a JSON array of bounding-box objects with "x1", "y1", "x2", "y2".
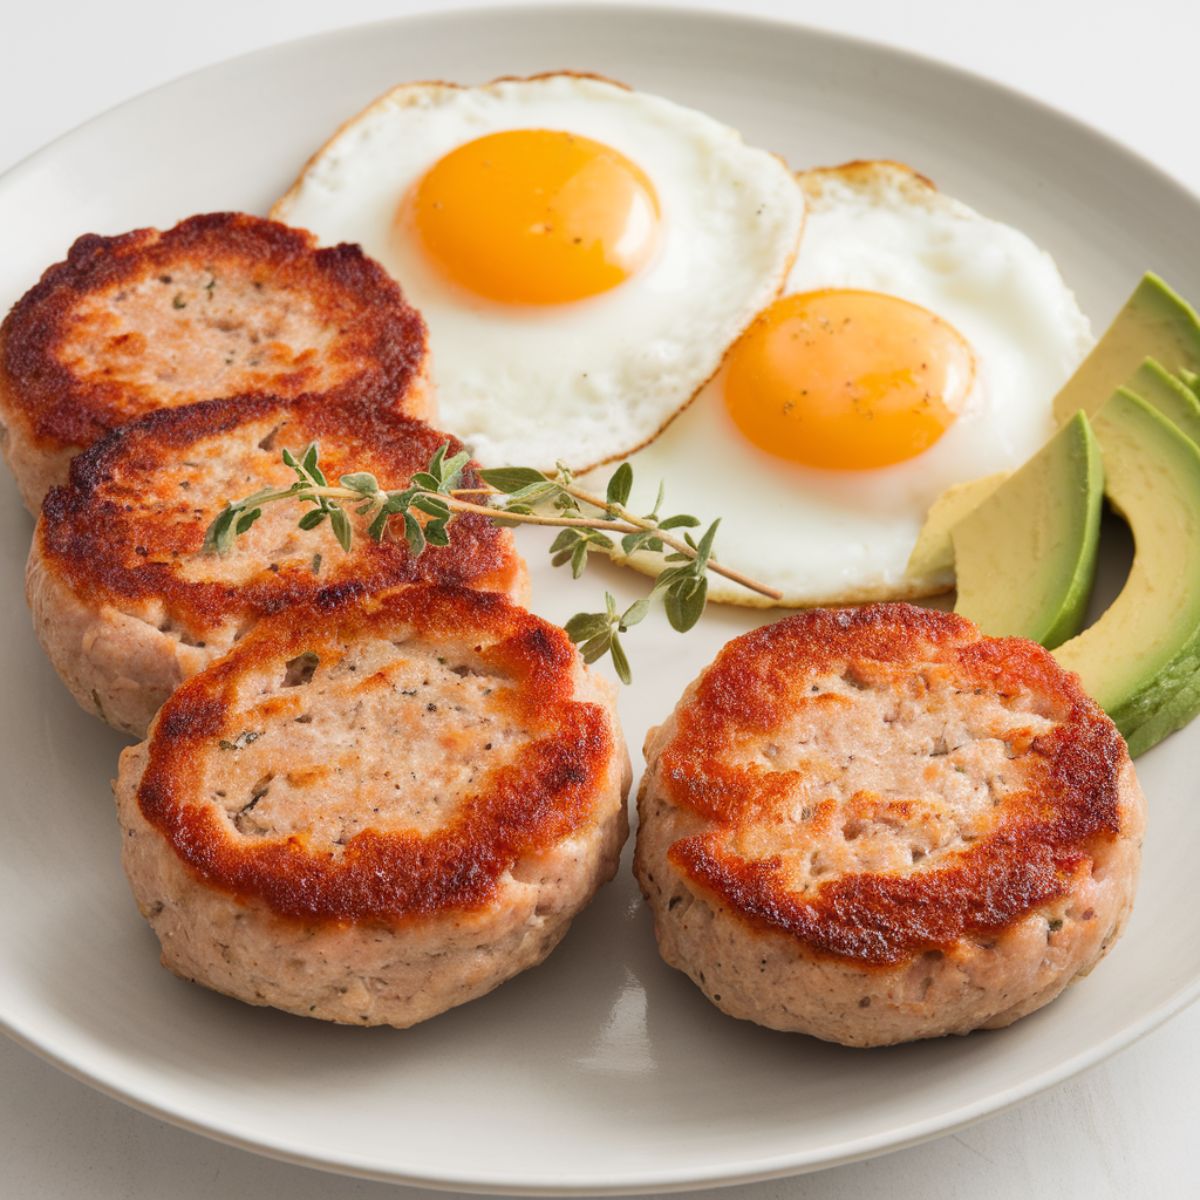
[
  {"x1": 203, "y1": 443, "x2": 780, "y2": 683},
  {"x1": 218, "y1": 730, "x2": 262, "y2": 751},
  {"x1": 282, "y1": 651, "x2": 320, "y2": 687}
]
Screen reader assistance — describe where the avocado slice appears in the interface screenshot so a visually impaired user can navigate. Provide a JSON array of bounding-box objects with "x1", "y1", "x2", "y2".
[
  {"x1": 904, "y1": 472, "x2": 1009, "y2": 583},
  {"x1": 1054, "y1": 390, "x2": 1200, "y2": 756},
  {"x1": 905, "y1": 355, "x2": 1199, "y2": 586},
  {"x1": 1126, "y1": 358, "x2": 1200, "y2": 448},
  {"x1": 952, "y1": 412, "x2": 1103, "y2": 649},
  {"x1": 1053, "y1": 274, "x2": 1200, "y2": 424}
]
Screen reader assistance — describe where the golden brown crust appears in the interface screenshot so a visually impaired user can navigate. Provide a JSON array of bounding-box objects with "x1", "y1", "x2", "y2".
[
  {"x1": 0, "y1": 212, "x2": 430, "y2": 454},
  {"x1": 799, "y1": 159, "x2": 938, "y2": 197},
  {"x1": 36, "y1": 392, "x2": 524, "y2": 635},
  {"x1": 656, "y1": 604, "x2": 1131, "y2": 966},
  {"x1": 135, "y1": 585, "x2": 615, "y2": 922}
]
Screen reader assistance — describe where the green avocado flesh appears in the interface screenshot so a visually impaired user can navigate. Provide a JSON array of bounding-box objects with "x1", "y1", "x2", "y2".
[
  {"x1": 1053, "y1": 274, "x2": 1200, "y2": 425},
  {"x1": 1053, "y1": 390, "x2": 1200, "y2": 756},
  {"x1": 904, "y1": 472, "x2": 1009, "y2": 583},
  {"x1": 1126, "y1": 357, "x2": 1200, "y2": 448},
  {"x1": 953, "y1": 412, "x2": 1103, "y2": 649}
]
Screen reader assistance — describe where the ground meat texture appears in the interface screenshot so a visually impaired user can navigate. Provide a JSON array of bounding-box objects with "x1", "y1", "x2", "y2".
[
  {"x1": 635, "y1": 603, "x2": 1145, "y2": 1047},
  {"x1": 0, "y1": 212, "x2": 432, "y2": 510},
  {"x1": 114, "y1": 584, "x2": 630, "y2": 1028},
  {"x1": 27, "y1": 393, "x2": 526, "y2": 737}
]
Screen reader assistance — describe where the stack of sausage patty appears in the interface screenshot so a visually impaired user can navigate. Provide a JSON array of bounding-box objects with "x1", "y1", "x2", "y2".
[
  {"x1": 3, "y1": 213, "x2": 630, "y2": 1026},
  {"x1": 2, "y1": 212, "x2": 1143, "y2": 1044}
]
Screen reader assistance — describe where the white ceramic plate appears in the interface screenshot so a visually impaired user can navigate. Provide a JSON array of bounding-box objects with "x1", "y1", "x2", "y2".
[{"x1": 2, "y1": 6, "x2": 1199, "y2": 1194}]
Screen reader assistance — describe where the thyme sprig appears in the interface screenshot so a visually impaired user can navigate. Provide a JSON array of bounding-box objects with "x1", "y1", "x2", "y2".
[{"x1": 203, "y1": 442, "x2": 781, "y2": 683}]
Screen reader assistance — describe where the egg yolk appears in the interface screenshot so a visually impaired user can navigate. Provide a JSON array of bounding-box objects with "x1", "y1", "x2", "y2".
[
  {"x1": 722, "y1": 289, "x2": 975, "y2": 470},
  {"x1": 402, "y1": 129, "x2": 660, "y2": 305}
]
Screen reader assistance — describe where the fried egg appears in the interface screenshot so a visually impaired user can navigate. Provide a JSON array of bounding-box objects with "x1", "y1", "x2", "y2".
[
  {"x1": 271, "y1": 73, "x2": 803, "y2": 470},
  {"x1": 594, "y1": 161, "x2": 1093, "y2": 606}
]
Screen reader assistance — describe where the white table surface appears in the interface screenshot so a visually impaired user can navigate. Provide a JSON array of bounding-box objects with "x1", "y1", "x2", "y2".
[{"x1": 3, "y1": 1, "x2": 1198, "y2": 1196}]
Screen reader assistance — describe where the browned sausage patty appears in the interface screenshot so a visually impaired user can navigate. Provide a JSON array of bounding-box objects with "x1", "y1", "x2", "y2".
[
  {"x1": 0, "y1": 212, "x2": 432, "y2": 509},
  {"x1": 28, "y1": 393, "x2": 526, "y2": 735},
  {"x1": 636, "y1": 603, "x2": 1144, "y2": 1046},
  {"x1": 114, "y1": 584, "x2": 630, "y2": 1027}
]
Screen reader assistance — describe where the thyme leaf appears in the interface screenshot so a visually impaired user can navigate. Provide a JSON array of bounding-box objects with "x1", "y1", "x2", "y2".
[
  {"x1": 218, "y1": 730, "x2": 262, "y2": 751},
  {"x1": 202, "y1": 443, "x2": 781, "y2": 683}
]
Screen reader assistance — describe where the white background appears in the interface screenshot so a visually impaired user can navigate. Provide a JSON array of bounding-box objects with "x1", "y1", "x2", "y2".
[{"x1": 3, "y1": 1, "x2": 1199, "y2": 1196}]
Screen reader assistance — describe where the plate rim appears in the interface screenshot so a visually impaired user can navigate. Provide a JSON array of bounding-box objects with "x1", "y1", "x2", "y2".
[
  {"x1": 3, "y1": 3, "x2": 1199, "y2": 1193},
  {"x1": 5, "y1": 986, "x2": 1199, "y2": 1196},
  {"x1": 4, "y1": 0, "x2": 1200, "y2": 212}
]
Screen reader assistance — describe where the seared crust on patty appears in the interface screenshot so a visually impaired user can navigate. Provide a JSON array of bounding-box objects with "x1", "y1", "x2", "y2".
[
  {"x1": 0, "y1": 212, "x2": 432, "y2": 509},
  {"x1": 28, "y1": 393, "x2": 525, "y2": 735},
  {"x1": 636, "y1": 604, "x2": 1145, "y2": 1046},
  {"x1": 114, "y1": 584, "x2": 630, "y2": 1026}
]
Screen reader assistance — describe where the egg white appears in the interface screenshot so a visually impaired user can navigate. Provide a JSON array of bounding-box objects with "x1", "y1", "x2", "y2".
[
  {"x1": 592, "y1": 161, "x2": 1094, "y2": 607},
  {"x1": 271, "y1": 74, "x2": 804, "y2": 471}
]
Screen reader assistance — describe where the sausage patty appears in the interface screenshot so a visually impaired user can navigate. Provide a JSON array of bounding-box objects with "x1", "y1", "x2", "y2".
[
  {"x1": 114, "y1": 584, "x2": 630, "y2": 1027},
  {"x1": 635, "y1": 604, "x2": 1144, "y2": 1046},
  {"x1": 0, "y1": 212, "x2": 432, "y2": 509},
  {"x1": 28, "y1": 393, "x2": 525, "y2": 736}
]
